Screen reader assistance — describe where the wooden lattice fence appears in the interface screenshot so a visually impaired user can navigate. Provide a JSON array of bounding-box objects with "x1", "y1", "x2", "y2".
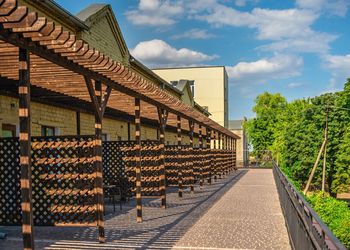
[
  {"x1": 0, "y1": 136, "x2": 97, "y2": 226},
  {"x1": 165, "y1": 145, "x2": 194, "y2": 187},
  {"x1": 121, "y1": 140, "x2": 162, "y2": 196},
  {"x1": 0, "y1": 138, "x2": 21, "y2": 225}
]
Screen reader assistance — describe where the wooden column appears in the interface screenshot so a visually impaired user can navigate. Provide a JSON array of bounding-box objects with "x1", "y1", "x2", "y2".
[
  {"x1": 94, "y1": 80, "x2": 105, "y2": 243},
  {"x1": 219, "y1": 132, "x2": 222, "y2": 178},
  {"x1": 207, "y1": 128, "x2": 212, "y2": 184},
  {"x1": 213, "y1": 131, "x2": 217, "y2": 181},
  {"x1": 158, "y1": 108, "x2": 168, "y2": 209},
  {"x1": 234, "y1": 139, "x2": 237, "y2": 169},
  {"x1": 189, "y1": 120, "x2": 195, "y2": 193},
  {"x1": 177, "y1": 116, "x2": 183, "y2": 198},
  {"x1": 198, "y1": 125, "x2": 203, "y2": 187},
  {"x1": 85, "y1": 76, "x2": 111, "y2": 243},
  {"x1": 225, "y1": 135, "x2": 228, "y2": 174},
  {"x1": 19, "y1": 48, "x2": 34, "y2": 250},
  {"x1": 135, "y1": 98, "x2": 142, "y2": 222}
]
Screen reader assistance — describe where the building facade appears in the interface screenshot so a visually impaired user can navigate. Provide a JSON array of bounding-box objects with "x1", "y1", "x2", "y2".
[
  {"x1": 229, "y1": 119, "x2": 249, "y2": 167},
  {"x1": 153, "y1": 66, "x2": 229, "y2": 128},
  {"x1": 0, "y1": 2, "x2": 216, "y2": 146}
]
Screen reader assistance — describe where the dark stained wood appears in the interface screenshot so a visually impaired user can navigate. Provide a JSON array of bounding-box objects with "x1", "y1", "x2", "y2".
[
  {"x1": 93, "y1": 80, "x2": 105, "y2": 243},
  {"x1": 18, "y1": 47, "x2": 34, "y2": 250},
  {"x1": 177, "y1": 115, "x2": 183, "y2": 198},
  {"x1": 189, "y1": 120, "x2": 195, "y2": 193},
  {"x1": 157, "y1": 107, "x2": 168, "y2": 209},
  {"x1": 135, "y1": 97, "x2": 142, "y2": 223}
]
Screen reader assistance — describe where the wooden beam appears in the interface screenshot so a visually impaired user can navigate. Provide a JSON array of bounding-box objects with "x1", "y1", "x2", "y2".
[
  {"x1": 135, "y1": 98, "x2": 142, "y2": 223},
  {"x1": 101, "y1": 86, "x2": 112, "y2": 116},
  {"x1": 84, "y1": 76, "x2": 102, "y2": 122},
  {"x1": 18, "y1": 47, "x2": 35, "y2": 250}
]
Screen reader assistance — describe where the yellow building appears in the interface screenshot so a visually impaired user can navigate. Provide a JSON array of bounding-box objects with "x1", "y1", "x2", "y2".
[
  {"x1": 152, "y1": 66, "x2": 229, "y2": 128},
  {"x1": 229, "y1": 119, "x2": 249, "y2": 167}
]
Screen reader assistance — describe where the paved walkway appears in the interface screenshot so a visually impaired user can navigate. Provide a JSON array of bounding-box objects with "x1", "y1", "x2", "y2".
[
  {"x1": 0, "y1": 169, "x2": 291, "y2": 250},
  {"x1": 174, "y1": 169, "x2": 291, "y2": 249}
]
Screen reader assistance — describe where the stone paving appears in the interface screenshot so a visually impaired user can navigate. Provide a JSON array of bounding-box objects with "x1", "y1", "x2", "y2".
[{"x1": 0, "y1": 169, "x2": 291, "y2": 250}]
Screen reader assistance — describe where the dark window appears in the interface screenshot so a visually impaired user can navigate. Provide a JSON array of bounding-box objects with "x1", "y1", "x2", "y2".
[
  {"x1": 189, "y1": 80, "x2": 195, "y2": 97},
  {"x1": 170, "y1": 81, "x2": 178, "y2": 87},
  {"x1": 41, "y1": 126, "x2": 55, "y2": 137},
  {"x1": 2, "y1": 124, "x2": 16, "y2": 138}
]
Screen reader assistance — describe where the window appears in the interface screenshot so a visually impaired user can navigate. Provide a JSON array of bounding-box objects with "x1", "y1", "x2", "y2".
[
  {"x1": 188, "y1": 80, "x2": 195, "y2": 97},
  {"x1": 41, "y1": 126, "x2": 55, "y2": 137},
  {"x1": 2, "y1": 124, "x2": 16, "y2": 138},
  {"x1": 170, "y1": 81, "x2": 178, "y2": 87}
]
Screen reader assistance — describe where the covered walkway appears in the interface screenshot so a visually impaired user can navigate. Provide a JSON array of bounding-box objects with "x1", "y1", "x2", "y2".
[{"x1": 0, "y1": 169, "x2": 291, "y2": 250}]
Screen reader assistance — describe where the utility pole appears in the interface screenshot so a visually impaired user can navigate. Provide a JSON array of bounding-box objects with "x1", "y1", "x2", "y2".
[
  {"x1": 322, "y1": 107, "x2": 329, "y2": 192},
  {"x1": 304, "y1": 106, "x2": 329, "y2": 195}
]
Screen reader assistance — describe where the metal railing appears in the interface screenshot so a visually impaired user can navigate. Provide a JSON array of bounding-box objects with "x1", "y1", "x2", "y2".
[{"x1": 273, "y1": 163, "x2": 347, "y2": 250}]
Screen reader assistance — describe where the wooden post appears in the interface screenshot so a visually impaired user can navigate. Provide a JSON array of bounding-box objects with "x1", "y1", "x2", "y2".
[
  {"x1": 213, "y1": 131, "x2": 217, "y2": 181},
  {"x1": 19, "y1": 48, "x2": 35, "y2": 250},
  {"x1": 219, "y1": 133, "x2": 222, "y2": 178},
  {"x1": 189, "y1": 120, "x2": 195, "y2": 193},
  {"x1": 304, "y1": 139, "x2": 327, "y2": 195},
  {"x1": 207, "y1": 128, "x2": 212, "y2": 184},
  {"x1": 94, "y1": 80, "x2": 105, "y2": 243},
  {"x1": 177, "y1": 116, "x2": 183, "y2": 198},
  {"x1": 322, "y1": 109, "x2": 329, "y2": 192},
  {"x1": 157, "y1": 108, "x2": 168, "y2": 209},
  {"x1": 198, "y1": 125, "x2": 203, "y2": 187},
  {"x1": 135, "y1": 98, "x2": 142, "y2": 222},
  {"x1": 84, "y1": 77, "x2": 111, "y2": 242}
]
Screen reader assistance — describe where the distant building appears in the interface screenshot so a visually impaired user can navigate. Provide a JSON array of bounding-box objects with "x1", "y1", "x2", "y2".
[
  {"x1": 152, "y1": 66, "x2": 229, "y2": 128},
  {"x1": 229, "y1": 119, "x2": 249, "y2": 167}
]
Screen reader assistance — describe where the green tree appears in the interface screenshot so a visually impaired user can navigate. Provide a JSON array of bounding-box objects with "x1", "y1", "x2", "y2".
[{"x1": 245, "y1": 92, "x2": 286, "y2": 154}]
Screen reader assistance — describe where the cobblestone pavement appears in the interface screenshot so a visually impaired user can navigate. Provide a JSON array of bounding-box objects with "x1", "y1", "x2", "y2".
[
  {"x1": 0, "y1": 169, "x2": 291, "y2": 250},
  {"x1": 174, "y1": 169, "x2": 291, "y2": 250}
]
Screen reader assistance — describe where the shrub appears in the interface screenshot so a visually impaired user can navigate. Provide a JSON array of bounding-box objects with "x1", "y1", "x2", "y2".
[{"x1": 308, "y1": 192, "x2": 350, "y2": 249}]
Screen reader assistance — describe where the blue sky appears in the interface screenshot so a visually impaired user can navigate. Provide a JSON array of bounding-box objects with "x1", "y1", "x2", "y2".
[{"x1": 55, "y1": 0, "x2": 350, "y2": 120}]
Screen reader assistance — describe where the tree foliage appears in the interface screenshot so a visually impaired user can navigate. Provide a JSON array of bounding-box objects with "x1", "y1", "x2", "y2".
[
  {"x1": 245, "y1": 80, "x2": 350, "y2": 195},
  {"x1": 246, "y1": 82, "x2": 350, "y2": 248}
]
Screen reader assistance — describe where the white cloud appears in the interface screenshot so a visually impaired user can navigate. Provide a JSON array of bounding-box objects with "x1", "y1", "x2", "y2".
[
  {"x1": 190, "y1": 2, "x2": 337, "y2": 55},
  {"x1": 288, "y1": 82, "x2": 303, "y2": 88},
  {"x1": 195, "y1": 6, "x2": 318, "y2": 40},
  {"x1": 259, "y1": 33, "x2": 337, "y2": 54},
  {"x1": 171, "y1": 29, "x2": 216, "y2": 40},
  {"x1": 130, "y1": 39, "x2": 218, "y2": 67},
  {"x1": 323, "y1": 54, "x2": 350, "y2": 87},
  {"x1": 296, "y1": 0, "x2": 350, "y2": 17},
  {"x1": 125, "y1": 0, "x2": 184, "y2": 26},
  {"x1": 227, "y1": 55, "x2": 304, "y2": 84},
  {"x1": 234, "y1": 0, "x2": 259, "y2": 7}
]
